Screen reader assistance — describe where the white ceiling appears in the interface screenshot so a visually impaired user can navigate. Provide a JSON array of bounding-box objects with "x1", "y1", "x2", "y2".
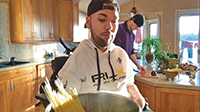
[{"x1": 79, "y1": 0, "x2": 132, "y2": 13}]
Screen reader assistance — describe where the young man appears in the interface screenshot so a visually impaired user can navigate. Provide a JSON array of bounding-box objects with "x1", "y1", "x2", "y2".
[
  {"x1": 114, "y1": 14, "x2": 146, "y2": 73},
  {"x1": 58, "y1": 0, "x2": 145, "y2": 109}
]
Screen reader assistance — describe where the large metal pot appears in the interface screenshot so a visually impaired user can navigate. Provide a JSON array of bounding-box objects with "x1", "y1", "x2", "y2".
[{"x1": 45, "y1": 92, "x2": 142, "y2": 112}]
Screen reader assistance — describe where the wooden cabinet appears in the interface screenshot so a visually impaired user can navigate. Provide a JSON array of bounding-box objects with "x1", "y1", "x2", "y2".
[
  {"x1": 22, "y1": 0, "x2": 42, "y2": 41},
  {"x1": 10, "y1": 0, "x2": 79, "y2": 42},
  {"x1": 10, "y1": 0, "x2": 42, "y2": 42},
  {"x1": 135, "y1": 81, "x2": 155, "y2": 111},
  {"x1": 10, "y1": 0, "x2": 54, "y2": 42},
  {"x1": 0, "y1": 71, "x2": 11, "y2": 112},
  {"x1": 10, "y1": 73, "x2": 32, "y2": 111},
  {"x1": 0, "y1": 66, "x2": 35, "y2": 112},
  {"x1": 36, "y1": 63, "x2": 53, "y2": 94},
  {"x1": 135, "y1": 80, "x2": 200, "y2": 112},
  {"x1": 53, "y1": 0, "x2": 79, "y2": 41},
  {"x1": 40, "y1": 0, "x2": 54, "y2": 41},
  {"x1": 155, "y1": 88, "x2": 199, "y2": 112}
]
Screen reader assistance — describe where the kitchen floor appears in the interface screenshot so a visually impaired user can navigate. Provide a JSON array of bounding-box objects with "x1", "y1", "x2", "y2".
[{"x1": 23, "y1": 103, "x2": 45, "y2": 112}]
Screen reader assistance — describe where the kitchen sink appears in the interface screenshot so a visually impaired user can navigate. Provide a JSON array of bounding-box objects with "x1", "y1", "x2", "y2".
[{"x1": 0, "y1": 61, "x2": 30, "y2": 68}]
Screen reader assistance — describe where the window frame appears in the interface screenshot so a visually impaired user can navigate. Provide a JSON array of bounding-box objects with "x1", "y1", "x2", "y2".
[
  {"x1": 175, "y1": 8, "x2": 199, "y2": 54},
  {"x1": 143, "y1": 17, "x2": 160, "y2": 39}
]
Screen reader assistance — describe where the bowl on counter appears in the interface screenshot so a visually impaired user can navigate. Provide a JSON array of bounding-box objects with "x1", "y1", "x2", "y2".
[{"x1": 163, "y1": 70, "x2": 179, "y2": 81}]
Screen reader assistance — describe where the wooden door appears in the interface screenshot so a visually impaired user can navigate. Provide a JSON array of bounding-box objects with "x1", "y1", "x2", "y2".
[
  {"x1": 135, "y1": 80, "x2": 155, "y2": 111},
  {"x1": 10, "y1": 74, "x2": 32, "y2": 112},
  {"x1": 53, "y1": 0, "x2": 73, "y2": 41},
  {"x1": 41, "y1": 0, "x2": 54, "y2": 41},
  {"x1": 32, "y1": 0, "x2": 42, "y2": 41},
  {"x1": 0, "y1": 71, "x2": 10, "y2": 112},
  {"x1": 10, "y1": 0, "x2": 26, "y2": 42},
  {"x1": 155, "y1": 88, "x2": 199, "y2": 112},
  {"x1": 45, "y1": 63, "x2": 53, "y2": 81},
  {"x1": 36, "y1": 64, "x2": 46, "y2": 94},
  {"x1": 21, "y1": 0, "x2": 34, "y2": 41},
  {"x1": 0, "y1": 80, "x2": 10, "y2": 112}
]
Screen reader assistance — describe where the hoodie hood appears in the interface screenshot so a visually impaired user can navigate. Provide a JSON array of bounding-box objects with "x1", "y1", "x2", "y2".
[{"x1": 82, "y1": 39, "x2": 116, "y2": 53}]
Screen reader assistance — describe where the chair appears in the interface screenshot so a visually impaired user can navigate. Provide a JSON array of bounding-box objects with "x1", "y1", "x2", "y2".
[{"x1": 35, "y1": 38, "x2": 80, "y2": 107}]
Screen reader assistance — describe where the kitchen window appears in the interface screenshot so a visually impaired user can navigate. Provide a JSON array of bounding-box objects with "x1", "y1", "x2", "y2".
[
  {"x1": 175, "y1": 9, "x2": 199, "y2": 64},
  {"x1": 135, "y1": 15, "x2": 160, "y2": 54}
]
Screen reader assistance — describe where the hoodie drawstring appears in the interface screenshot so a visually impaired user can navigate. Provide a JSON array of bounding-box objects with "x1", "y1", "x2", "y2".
[
  {"x1": 94, "y1": 48, "x2": 116, "y2": 91},
  {"x1": 95, "y1": 48, "x2": 101, "y2": 91},
  {"x1": 108, "y1": 51, "x2": 116, "y2": 81}
]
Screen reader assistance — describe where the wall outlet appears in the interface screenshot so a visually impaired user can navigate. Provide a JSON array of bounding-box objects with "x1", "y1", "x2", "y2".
[
  {"x1": 168, "y1": 46, "x2": 172, "y2": 50},
  {"x1": 14, "y1": 46, "x2": 22, "y2": 53}
]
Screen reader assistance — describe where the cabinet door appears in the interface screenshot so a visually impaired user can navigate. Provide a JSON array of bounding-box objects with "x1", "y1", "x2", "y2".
[
  {"x1": 155, "y1": 88, "x2": 199, "y2": 112},
  {"x1": 32, "y1": 0, "x2": 42, "y2": 41},
  {"x1": 53, "y1": 0, "x2": 73, "y2": 41},
  {"x1": 10, "y1": 74, "x2": 32, "y2": 112},
  {"x1": 36, "y1": 63, "x2": 53, "y2": 94},
  {"x1": 45, "y1": 63, "x2": 53, "y2": 81},
  {"x1": 0, "y1": 80, "x2": 10, "y2": 112},
  {"x1": 135, "y1": 80, "x2": 155, "y2": 111},
  {"x1": 22, "y1": 0, "x2": 34, "y2": 41},
  {"x1": 37, "y1": 64, "x2": 46, "y2": 94},
  {"x1": 10, "y1": 0, "x2": 24, "y2": 42},
  {"x1": 41, "y1": 0, "x2": 54, "y2": 41},
  {"x1": 22, "y1": 0, "x2": 42, "y2": 41}
]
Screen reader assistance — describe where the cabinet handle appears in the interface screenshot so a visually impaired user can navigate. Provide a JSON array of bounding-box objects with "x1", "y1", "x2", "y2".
[
  {"x1": 8, "y1": 81, "x2": 11, "y2": 91},
  {"x1": 12, "y1": 81, "x2": 15, "y2": 91}
]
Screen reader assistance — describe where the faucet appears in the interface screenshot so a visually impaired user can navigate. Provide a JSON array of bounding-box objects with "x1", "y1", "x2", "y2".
[{"x1": 10, "y1": 57, "x2": 17, "y2": 65}]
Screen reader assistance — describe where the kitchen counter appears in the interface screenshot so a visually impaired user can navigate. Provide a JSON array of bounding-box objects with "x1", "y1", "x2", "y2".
[
  {"x1": 134, "y1": 60, "x2": 200, "y2": 112},
  {"x1": 0, "y1": 57, "x2": 54, "y2": 72},
  {"x1": 135, "y1": 71, "x2": 200, "y2": 91},
  {"x1": 134, "y1": 59, "x2": 200, "y2": 91}
]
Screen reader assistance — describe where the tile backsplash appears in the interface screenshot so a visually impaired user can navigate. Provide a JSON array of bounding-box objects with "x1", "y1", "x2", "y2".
[
  {"x1": 0, "y1": 43, "x2": 1, "y2": 57},
  {"x1": 0, "y1": 41, "x2": 65, "y2": 62}
]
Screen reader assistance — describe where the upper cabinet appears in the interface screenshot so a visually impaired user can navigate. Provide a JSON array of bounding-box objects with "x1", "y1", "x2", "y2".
[
  {"x1": 10, "y1": 0, "x2": 78, "y2": 43},
  {"x1": 10, "y1": 0, "x2": 43, "y2": 42},
  {"x1": 40, "y1": 0, "x2": 54, "y2": 41},
  {"x1": 53, "y1": 0, "x2": 78, "y2": 41}
]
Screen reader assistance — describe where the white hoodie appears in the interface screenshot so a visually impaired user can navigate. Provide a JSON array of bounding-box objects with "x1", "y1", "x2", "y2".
[{"x1": 58, "y1": 39, "x2": 136, "y2": 98}]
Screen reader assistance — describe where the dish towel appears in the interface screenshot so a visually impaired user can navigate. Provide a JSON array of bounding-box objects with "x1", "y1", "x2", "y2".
[{"x1": 135, "y1": 28, "x2": 142, "y2": 44}]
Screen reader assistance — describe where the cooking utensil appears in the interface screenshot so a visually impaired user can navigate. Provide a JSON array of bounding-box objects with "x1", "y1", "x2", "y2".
[
  {"x1": 45, "y1": 93, "x2": 142, "y2": 112},
  {"x1": 133, "y1": 69, "x2": 140, "y2": 73}
]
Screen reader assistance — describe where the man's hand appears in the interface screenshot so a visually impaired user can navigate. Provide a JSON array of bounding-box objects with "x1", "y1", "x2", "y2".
[
  {"x1": 127, "y1": 84, "x2": 145, "y2": 109},
  {"x1": 138, "y1": 65, "x2": 146, "y2": 73}
]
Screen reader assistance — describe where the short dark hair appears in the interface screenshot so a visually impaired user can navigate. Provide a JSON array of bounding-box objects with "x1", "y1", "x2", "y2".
[
  {"x1": 87, "y1": 0, "x2": 120, "y2": 16},
  {"x1": 85, "y1": 0, "x2": 120, "y2": 28},
  {"x1": 131, "y1": 14, "x2": 144, "y2": 27}
]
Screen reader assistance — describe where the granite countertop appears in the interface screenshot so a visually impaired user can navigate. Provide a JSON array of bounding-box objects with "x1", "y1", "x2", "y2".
[
  {"x1": 134, "y1": 69, "x2": 200, "y2": 91},
  {"x1": 0, "y1": 58, "x2": 54, "y2": 72},
  {"x1": 134, "y1": 59, "x2": 200, "y2": 91}
]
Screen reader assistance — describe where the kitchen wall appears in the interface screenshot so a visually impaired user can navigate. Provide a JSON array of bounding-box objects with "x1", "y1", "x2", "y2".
[
  {"x1": 0, "y1": 0, "x2": 66, "y2": 62},
  {"x1": 119, "y1": 0, "x2": 199, "y2": 54},
  {"x1": 0, "y1": 41, "x2": 66, "y2": 62},
  {"x1": 0, "y1": 0, "x2": 83, "y2": 62}
]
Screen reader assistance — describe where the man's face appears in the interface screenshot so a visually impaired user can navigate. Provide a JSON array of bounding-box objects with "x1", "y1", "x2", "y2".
[
  {"x1": 130, "y1": 20, "x2": 139, "y2": 31},
  {"x1": 86, "y1": 7, "x2": 119, "y2": 50}
]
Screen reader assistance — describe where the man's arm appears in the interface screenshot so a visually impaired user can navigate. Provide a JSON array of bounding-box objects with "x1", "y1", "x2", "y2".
[
  {"x1": 130, "y1": 54, "x2": 146, "y2": 72},
  {"x1": 127, "y1": 84, "x2": 145, "y2": 109}
]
